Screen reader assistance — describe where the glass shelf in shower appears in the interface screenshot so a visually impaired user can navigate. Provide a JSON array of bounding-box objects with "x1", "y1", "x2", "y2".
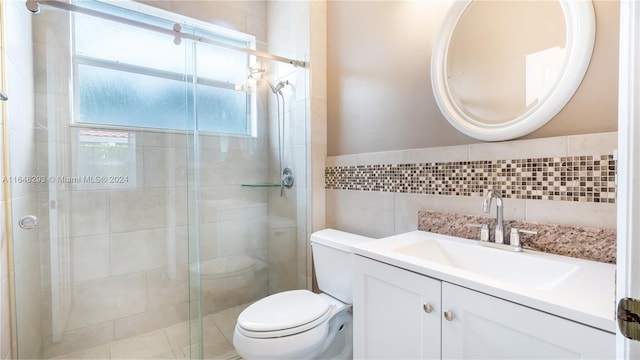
[{"x1": 241, "y1": 183, "x2": 281, "y2": 188}]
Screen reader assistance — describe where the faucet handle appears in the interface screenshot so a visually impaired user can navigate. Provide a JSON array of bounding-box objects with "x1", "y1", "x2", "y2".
[
  {"x1": 509, "y1": 228, "x2": 537, "y2": 251},
  {"x1": 466, "y1": 223, "x2": 490, "y2": 242}
]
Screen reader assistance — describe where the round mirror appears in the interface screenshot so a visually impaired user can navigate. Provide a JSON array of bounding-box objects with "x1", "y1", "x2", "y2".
[{"x1": 431, "y1": 0, "x2": 595, "y2": 141}]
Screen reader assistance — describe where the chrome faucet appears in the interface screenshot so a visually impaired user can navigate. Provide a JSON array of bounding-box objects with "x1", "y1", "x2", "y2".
[{"x1": 482, "y1": 189, "x2": 504, "y2": 244}]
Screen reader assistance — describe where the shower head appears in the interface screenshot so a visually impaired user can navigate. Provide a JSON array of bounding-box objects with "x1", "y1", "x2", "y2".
[{"x1": 268, "y1": 80, "x2": 289, "y2": 95}]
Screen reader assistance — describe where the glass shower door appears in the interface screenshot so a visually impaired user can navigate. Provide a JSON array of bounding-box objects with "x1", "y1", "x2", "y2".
[
  {"x1": 189, "y1": 37, "x2": 309, "y2": 358},
  {"x1": 8, "y1": 1, "x2": 309, "y2": 358},
  {"x1": 9, "y1": 3, "x2": 203, "y2": 358}
]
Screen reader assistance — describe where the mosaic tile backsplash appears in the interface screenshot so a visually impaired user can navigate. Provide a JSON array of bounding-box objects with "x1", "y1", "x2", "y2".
[{"x1": 325, "y1": 154, "x2": 617, "y2": 203}]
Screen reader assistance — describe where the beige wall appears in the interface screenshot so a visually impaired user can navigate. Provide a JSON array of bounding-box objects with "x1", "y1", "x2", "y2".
[{"x1": 327, "y1": 0, "x2": 619, "y2": 156}]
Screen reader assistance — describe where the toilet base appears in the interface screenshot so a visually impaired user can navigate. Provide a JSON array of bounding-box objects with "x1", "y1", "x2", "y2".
[{"x1": 315, "y1": 309, "x2": 352, "y2": 360}]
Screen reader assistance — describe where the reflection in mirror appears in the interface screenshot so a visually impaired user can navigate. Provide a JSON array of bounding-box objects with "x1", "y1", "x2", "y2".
[{"x1": 447, "y1": 1, "x2": 566, "y2": 124}]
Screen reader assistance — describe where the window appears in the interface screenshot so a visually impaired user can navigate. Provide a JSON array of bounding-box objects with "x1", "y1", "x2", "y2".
[{"x1": 72, "y1": 0, "x2": 256, "y2": 135}]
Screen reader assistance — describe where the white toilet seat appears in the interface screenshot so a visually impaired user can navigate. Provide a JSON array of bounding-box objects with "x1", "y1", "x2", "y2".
[
  {"x1": 233, "y1": 291, "x2": 351, "y2": 359},
  {"x1": 237, "y1": 290, "x2": 333, "y2": 338}
]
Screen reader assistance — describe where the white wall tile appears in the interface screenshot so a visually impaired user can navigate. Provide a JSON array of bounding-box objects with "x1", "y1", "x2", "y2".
[
  {"x1": 525, "y1": 199, "x2": 616, "y2": 229},
  {"x1": 146, "y1": 265, "x2": 189, "y2": 311},
  {"x1": 469, "y1": 136, "x2": 568, "y2": 161},
  {"x1": 143, "y1": 147, "x2": 187, "y2": 188},
  {"x1": 42, "y1": 321, "x2": 114, "y2": 358},
  {"x1": 567, "y1": 132, "x2": 617, "y2": 157},
  {"x1": 71, "y1": 235, "x2": 110, "y2": 283},
  {"x1": 113, "y1": 302, "x2": 188, "y2": 341},
  {"x1": 69, "y1": 191, "x2": 109, "y2": 237},
  {"x1": 326, "y1": 189, "x2": 394, "y2": 238},
  {"x1": 110, "y1": 227, "x2": 188, "y2": 276},
  {"x1": 109, "y1": 330, "x2": 172, "y2": 359},
  {"x1": 13, "y1": 257, "x2": 43, "y2": 358},
  {"x1": 109, "y1": 189, "x2": 171, "y2": 233},
  {"x1": 402, "y1": 145, "x2": 469, "y2": 164},
  {"x1": 66, "y1": 273, "x2": 146, "y2": 331}
]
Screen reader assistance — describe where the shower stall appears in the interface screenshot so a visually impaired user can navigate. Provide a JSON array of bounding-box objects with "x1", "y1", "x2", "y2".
[{"x1": 2, "y1": 0, "x2": 312, "y2": 358}]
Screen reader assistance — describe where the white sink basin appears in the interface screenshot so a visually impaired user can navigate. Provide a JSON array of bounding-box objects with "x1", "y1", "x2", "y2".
[{"x1": 392, "y1": 237, "x2": 578, "y2": 291}]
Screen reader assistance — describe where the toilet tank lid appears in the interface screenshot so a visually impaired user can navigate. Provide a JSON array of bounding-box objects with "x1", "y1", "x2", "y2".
[{"x1": 310, "y1": 229, "x2": 374, "y2": 252}]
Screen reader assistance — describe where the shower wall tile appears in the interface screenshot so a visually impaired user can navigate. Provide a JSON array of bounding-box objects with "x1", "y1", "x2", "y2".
[
  {"x1": 33, "y1": 92, "x2": 72, "y2": 145},
  {"x1": 71, "y1": 235, "x2": 110, "y2": 283},
  {"x1": 217, "y1": 219, "x2": 260, "y2": 258},
  {"x1": 145, "y1": 265, "x2": 189, "y2": 311},
  {"x1": 38, "y1": 240, "x2": 51, "y2": 290},
  {"x1": 108, "y1": 189, "x2": 171, "y2": 233},
  {"x1": 110, "y1": 226, "x2": 188, "y2": 276},
  {"x1": 199, "y1": 223, "x2": 220, "y2": 261},
  {"x1": 113, "y1": 302, "x2": 188, "y2": 341},
  {"x1": 66, "y1": 273, "x2": 146, "y2": 331},
  {"x1": 142, "y1": 147, "x2": 188, "y2": 188},
  {"x1": 198, "y1": 157, "x2": 236, "y2": 188},
  {"x1": 13, "y1": 255, "x2": 43, "y2": 359},
  {"x1": 69, "y1": 191, "x2": 109, "y2": 237},
  {"x1": 38, "y1": 289, "x2": 53, "y2": 338},
  {"x1": 135, "y1": 131, "x2": 178, "y2": 148},
  {"x1": 221, "y1": 202, "x2": 267, "y2": 222},
  {"x1": 7, "y1": 129, "x2": 37, "y2": 198},
  {"x1": 42, "y1": 321, "x2": 114, "y2": 358}
]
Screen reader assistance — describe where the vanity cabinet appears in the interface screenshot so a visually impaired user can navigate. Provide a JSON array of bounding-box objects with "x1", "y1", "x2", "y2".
[
  {"x1": 353, "y1": 254, "x2": 442, "y2": 359},
  {"x1": 353, "y1": 255, "x2": 615, "y2": 360}
]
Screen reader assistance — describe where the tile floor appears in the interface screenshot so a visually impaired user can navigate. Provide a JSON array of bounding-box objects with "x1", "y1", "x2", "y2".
[{"x1": 52, "y1": 304, "x2": 248, "y2": 359}]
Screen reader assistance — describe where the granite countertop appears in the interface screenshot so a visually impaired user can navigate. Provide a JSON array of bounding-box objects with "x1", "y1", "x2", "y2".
[{"x1": 417, "y1": 210, "x2": 616, "y2": 264}]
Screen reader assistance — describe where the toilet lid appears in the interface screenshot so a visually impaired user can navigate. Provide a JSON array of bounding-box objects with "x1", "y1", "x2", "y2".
[{"x1": 237, "y1": 290, "x2": 330, "y2": 333}]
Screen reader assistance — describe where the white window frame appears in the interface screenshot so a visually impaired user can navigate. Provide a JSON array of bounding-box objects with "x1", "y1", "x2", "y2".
[{"x1": 70, "y1": 0, "x2": 258, "y2": 137}]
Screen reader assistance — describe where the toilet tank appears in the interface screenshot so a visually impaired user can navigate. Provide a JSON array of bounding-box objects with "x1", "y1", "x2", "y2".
[{"x1": 310, "y1": 229, "x2": 373, "y2": 304}]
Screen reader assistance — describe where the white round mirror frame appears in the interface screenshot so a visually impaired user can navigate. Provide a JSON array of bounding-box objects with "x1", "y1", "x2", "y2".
[{"x1": 431, "y1": 0, "x2": 595, "y2": 142}]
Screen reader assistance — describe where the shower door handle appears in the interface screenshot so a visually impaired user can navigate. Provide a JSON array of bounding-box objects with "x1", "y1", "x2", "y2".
[{"x1": 18, "y1": 215, "x2": 38, "y2": 230}]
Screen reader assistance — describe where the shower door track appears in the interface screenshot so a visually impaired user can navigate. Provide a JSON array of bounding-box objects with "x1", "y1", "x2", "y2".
[{"x1": 26, "y1": 0, "x2": 309, "y2": 68}]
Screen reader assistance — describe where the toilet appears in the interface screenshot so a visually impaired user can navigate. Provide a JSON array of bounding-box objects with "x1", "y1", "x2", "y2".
[{"x1": 233, "y1": 229, "x2": 373, "y2": 359}]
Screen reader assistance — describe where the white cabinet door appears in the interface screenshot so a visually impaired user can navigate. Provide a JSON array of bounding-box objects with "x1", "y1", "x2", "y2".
[
  {"x1": 441, "y1": 283, "x2": 615, "y2": 359},
  {"x1": 353, "y1": 255, "x2": 441, "y2": 359}
]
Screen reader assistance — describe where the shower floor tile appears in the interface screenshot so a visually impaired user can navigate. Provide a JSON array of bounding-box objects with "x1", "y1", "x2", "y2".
[{"x1": 52, "y1": 303, "x2": 250, "y2": 360}]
